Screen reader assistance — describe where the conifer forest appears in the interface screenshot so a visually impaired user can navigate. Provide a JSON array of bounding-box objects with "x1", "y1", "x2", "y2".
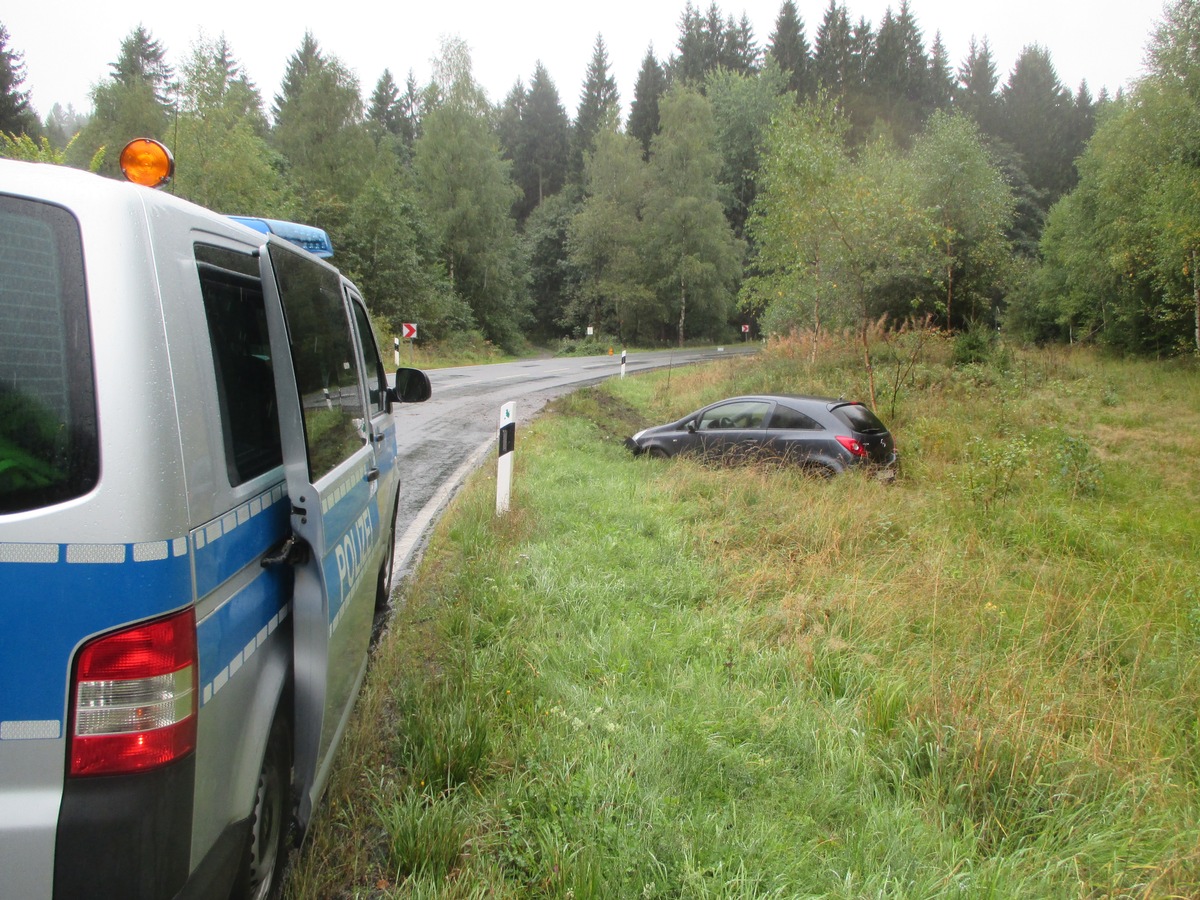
[{"x1": 2, "y1": 1, "x2": 1196, "y2": 356}]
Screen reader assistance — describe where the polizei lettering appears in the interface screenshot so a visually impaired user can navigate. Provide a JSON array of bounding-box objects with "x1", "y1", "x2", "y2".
[{"x1": 334, "y1": 506, "x2": 376, "y2": 603}]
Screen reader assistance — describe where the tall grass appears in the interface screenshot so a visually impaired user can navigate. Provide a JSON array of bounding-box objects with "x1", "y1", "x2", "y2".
[{"x1": 286, "y1": 335, "x2": 1200, "y2": 899}]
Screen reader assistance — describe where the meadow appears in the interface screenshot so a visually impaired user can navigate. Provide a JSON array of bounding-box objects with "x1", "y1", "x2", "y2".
[{"x1": 285, "y1": 333, "x2": 1200, "y2": 898}]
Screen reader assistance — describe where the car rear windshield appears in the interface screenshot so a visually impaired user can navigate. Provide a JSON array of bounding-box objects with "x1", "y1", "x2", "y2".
[
  {"x1": 0, "y1": 195, "x2": 98, "y2": 514},
  {"x1": 832, "y1": 403, "x2": 887, "y2": 434}
]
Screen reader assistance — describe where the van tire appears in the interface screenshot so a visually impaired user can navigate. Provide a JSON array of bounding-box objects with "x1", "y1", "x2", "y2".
[
  {"x1": 231, "y1": 716, "x2": 291, "y2": 900},
  {"x1": 375, "y1": 494, "x2": 399, "y2": 610}
]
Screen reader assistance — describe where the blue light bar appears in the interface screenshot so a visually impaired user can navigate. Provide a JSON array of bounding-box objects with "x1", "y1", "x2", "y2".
[{"x1": 227, "y1": 216, "x2": 335, "y2": 258}]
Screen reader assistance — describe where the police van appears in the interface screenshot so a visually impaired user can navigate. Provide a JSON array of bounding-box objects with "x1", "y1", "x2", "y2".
[{"x1": 0, "y1": 140, "x2": 430, "y2": 899}]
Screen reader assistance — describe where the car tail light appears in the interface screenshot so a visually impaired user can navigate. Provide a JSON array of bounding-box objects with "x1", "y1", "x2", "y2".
[
  {"x1": 836, "y1": 435, "x2": 868, "y2": 457},
  {"x1": 69, "y1": 609, "x2": 198, "y2": 776}
]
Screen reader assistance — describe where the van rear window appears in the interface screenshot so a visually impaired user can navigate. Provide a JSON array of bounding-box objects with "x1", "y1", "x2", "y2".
[{"x1": 0, "y1": 196, "x2": 98, "y2": 514}]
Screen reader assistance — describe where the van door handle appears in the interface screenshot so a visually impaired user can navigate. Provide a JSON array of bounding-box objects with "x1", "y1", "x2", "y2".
[
  {"x1": 371, "y1": 431, "x2": 387, "y2": 444},
  {"x1": 366, "y1": 467, "x2": 379, "y2": 483}
]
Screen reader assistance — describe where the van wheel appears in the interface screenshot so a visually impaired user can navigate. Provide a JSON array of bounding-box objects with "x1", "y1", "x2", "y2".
[
  {"x1": 375, "y1": 495, "x2": 399, "y2": 609},
  {"x1": 231, "y1": 717, "x2": 290, "y2": 900}
]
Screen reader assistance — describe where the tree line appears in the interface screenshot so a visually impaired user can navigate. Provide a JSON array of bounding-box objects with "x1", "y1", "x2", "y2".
[{"x1": 1, "y1": 2, "x2": 1191, "y2": 356}]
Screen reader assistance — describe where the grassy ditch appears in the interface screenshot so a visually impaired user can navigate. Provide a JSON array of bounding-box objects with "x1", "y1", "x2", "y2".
[{"x1": 286, "y1": 334, "x2": 1200, "y2": 899}]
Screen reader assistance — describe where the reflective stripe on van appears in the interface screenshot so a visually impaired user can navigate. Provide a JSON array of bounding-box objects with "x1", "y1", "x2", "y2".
[{"x1": 0, "y1": 482, "x2": 293, "y2": 740}]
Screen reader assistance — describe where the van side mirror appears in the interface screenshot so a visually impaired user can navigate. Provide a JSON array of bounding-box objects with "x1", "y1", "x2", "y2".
[{"x1": 390, "y1": 367, "x2": 432, "y2": 404}]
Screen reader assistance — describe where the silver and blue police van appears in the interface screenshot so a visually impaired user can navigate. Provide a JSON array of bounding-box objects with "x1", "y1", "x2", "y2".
[{"x1": 0, "y1": 140, "x2": 430, "y2": 899}]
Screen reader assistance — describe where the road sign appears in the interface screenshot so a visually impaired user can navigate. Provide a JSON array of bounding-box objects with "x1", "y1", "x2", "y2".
[
  {"x1": 741, "y1": 324, "x2": 750, "y2": 333},
  {"x1": 401, "y1": 322, "x2": 417, "y2": 340}
]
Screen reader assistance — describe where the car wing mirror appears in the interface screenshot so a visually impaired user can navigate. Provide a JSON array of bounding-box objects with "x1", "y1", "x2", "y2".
[
  {"x1": 687, "y1": 421, "x2": 697, "y2": 434},
  {"x1": 390, "y1": 366, "x2": 432, "y2": 404}
]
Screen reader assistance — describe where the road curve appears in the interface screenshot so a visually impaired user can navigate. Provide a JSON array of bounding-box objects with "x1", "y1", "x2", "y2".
[{"x1": 386, "y1": 346, "x2": 757, "y2": 584}]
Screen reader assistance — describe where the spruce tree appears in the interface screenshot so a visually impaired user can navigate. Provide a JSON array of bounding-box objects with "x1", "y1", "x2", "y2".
[
  {"x1": 69, "y1": 26, "x2": 173, "y2": 175},
  {"x1": 526, "y1": 65, "x2": 570, "y2": 196},
  {"x1": 866, "y1": 0, "x2": 928, "y2": 139},
  {"x1": 44, "y1": 104, "x2": 86, "y2": 149},
  {"x1": 272, "y1": 31, "x2": 323, "y2": 123},
  {"x1": 868, "y1": 8, "x2": 906, "y2": 100},
  {"x1": 813, "y1": 1, "x2": 853, "y2": 95},
  {"x1": 368, "y1": 69, "x2": 401, "y2": 135},
  {"x1": 628, "y1": 46, "x2": 667, "y2": 159},
  {"x1": 672, "y1": 2, "x2": 715, "y2": 85},
  {"x1": 705, "y1": 5, "x2": 729, "y2": 72},
  {"x1": 525, "y1": 190, "x2": 581, "y2": 338},
  {"x1": 271, "y1": 33, "x2": 372, "y2": 199},
  {"x1": 0, "y1": 23, "x2": 38, "y2": 137},
  {"x1": 957, "y1": 37, "x2": 1000, "y2": 134},
  {"x1": 767, "y1": 1, "x2": 812, "y2": 98},
  {"x1": 495, "y1": 79, "x2": 527, "y2": 177},
  {"x1": 998, "y1": 45, "x2": 1076, "y2": 201},
  {"x1": 1066, "y1": 80, "x2": 1096, "y2": 166},
  {"x1": 508, "y1": 63, "x2": 570, "y2": 221},
  {"x1": 111, "y1": 25, "x2": 174, "y2": 105},
  {"x1": 397, "y1": 71, "x2": 422, "y2": 149},
  {"x1": 571, "y1": 35, "x2": 619, "y2": 184},
  {"x1": 896, "y1": 0, "x2": 928, "y2": 106},
  {"x1": 722, "y1": 13, "x2": 760, "y2": 75},
  {"x1": 925, "y1": 31, "x2": 956, "y2": 112}
]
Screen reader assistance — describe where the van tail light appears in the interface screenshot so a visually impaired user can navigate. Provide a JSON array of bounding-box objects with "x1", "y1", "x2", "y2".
[
  {"x1": 69, "y1": 609, "x2": 198, "y2": 777},
  {"x1": 836, "y1": 435, "x2": 868, "y2": 457}
]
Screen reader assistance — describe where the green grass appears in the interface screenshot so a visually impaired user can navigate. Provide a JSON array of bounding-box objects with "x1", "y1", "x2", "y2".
[{"x1": 285, "y1": 335, "x2": 1200, "y2": 899}]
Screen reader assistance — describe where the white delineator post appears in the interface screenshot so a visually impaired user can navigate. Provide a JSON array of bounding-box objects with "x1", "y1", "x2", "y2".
[
  {"x1": 393, "y1": 336, "x2": 400, "y2": 366},
  {"x1": 496, "y1": 401, "x2": 516, "y2": 516},
  {"x1": 620, "y1": 349, "x2": 627, "y2": 379}
]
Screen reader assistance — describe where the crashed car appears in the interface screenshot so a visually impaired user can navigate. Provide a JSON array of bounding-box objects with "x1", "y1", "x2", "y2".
[{"x1": 626, "y1": 394, "x2": 896, "y2": 475}]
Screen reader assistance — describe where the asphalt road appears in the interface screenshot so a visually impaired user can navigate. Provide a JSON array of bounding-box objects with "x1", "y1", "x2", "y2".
[{"x1": 385, "y1": 345, "x2": 758, "y2": 584}]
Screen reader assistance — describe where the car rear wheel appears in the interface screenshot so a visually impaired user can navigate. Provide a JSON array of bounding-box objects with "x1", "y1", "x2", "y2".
[
  {"x1": 231, "y1": 717, "x2": 290, "y2": 900},
  {"x1": 803, "y1": 462, "x2": 837, "y2": 479}
]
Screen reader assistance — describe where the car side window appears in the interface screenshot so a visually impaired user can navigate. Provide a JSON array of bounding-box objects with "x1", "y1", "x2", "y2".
[
  {"x1": 768, "y1": 405, "x2": 822, "y2": 430},
  {"x1": 196, "y1": 244, "x2": 282, "y2": 485},
  {"x1": 268, "y1": 245, "x2": 367, "y2": 481},
  {"x1": 698, "y1": 400, "x2": 771, "y2": 430}
]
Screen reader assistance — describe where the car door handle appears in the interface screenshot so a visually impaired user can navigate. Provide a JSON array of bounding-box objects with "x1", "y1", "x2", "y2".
[{"x1": 366, "y1": 467, "x2": 379, "y2": 483}]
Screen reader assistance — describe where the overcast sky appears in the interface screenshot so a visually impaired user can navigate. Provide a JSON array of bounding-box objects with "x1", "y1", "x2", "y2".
[{"x1": 8, "y1": 0, "x2": 1164, "y2": 123}]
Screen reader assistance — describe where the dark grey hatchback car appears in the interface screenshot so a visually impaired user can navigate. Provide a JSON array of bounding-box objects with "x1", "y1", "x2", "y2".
[{"x1": 625, "y1": 394, "x2": 896, "y2": 475}]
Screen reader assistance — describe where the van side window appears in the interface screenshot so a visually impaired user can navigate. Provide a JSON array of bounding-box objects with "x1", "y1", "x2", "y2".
[
  {"x1": 195, "y1": 244, "x2": 282, "y2": 485},
  {"x1": 269, "y1": 246, "x2": 367, "y2": 481},
  {"x1": 349, "y1": 299, "x2": 387, "y2": 417},
  {"x1": 0, "y1": 196, "x2": 98, "y2": 514}
]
